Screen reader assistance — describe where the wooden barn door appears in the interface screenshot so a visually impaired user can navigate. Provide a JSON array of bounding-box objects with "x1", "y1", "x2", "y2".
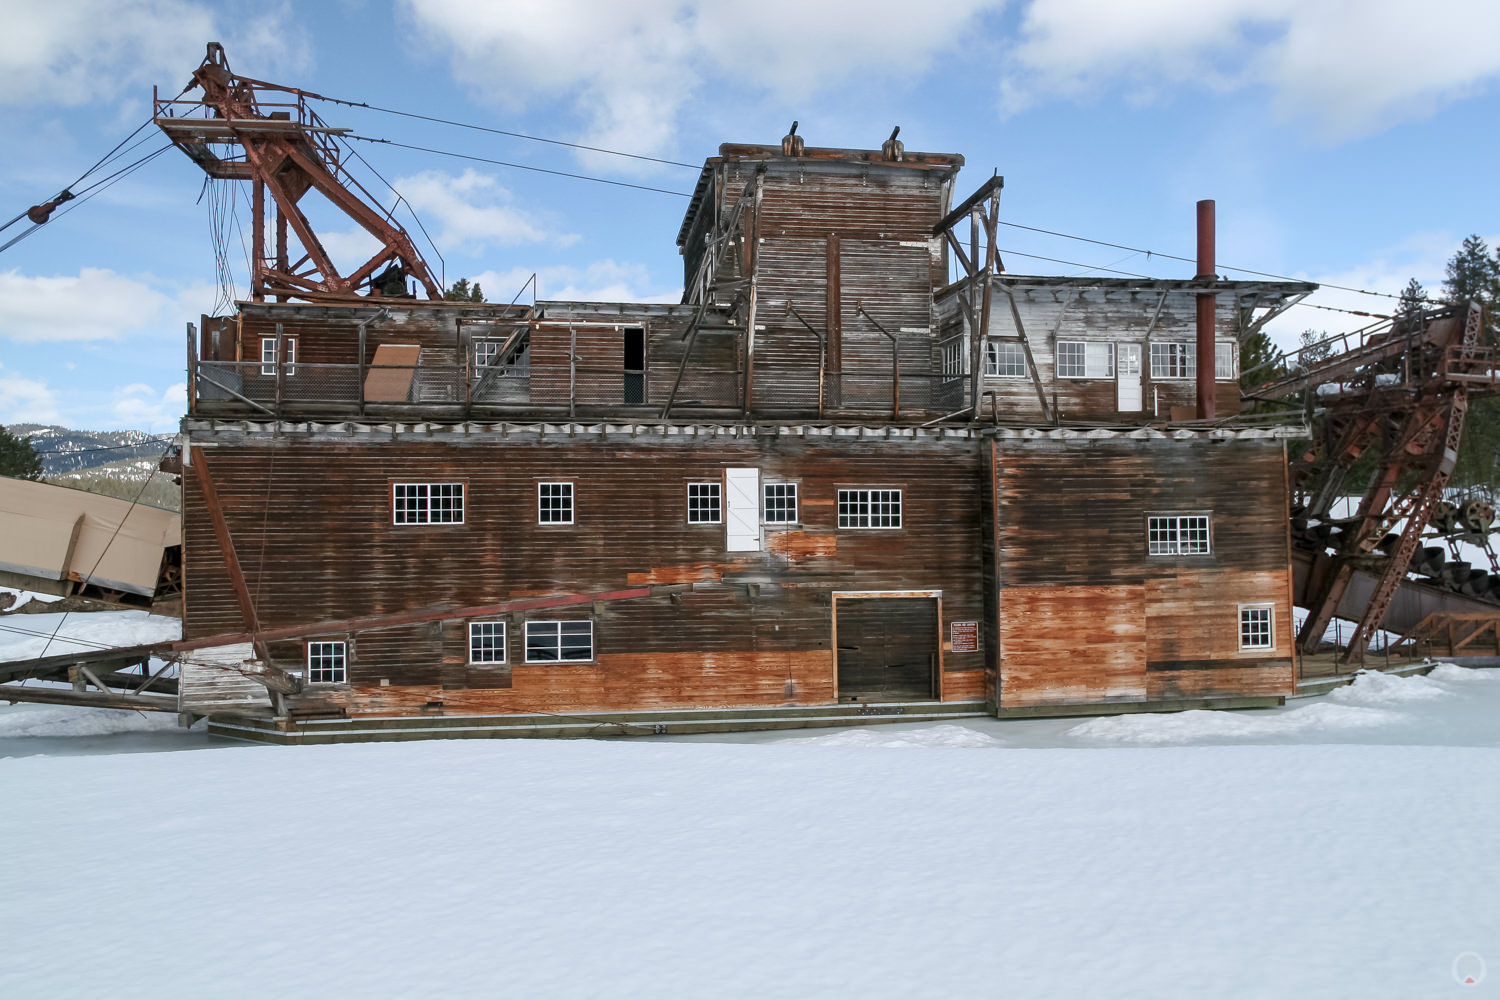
[{"x1": 836, "y1": 597, "x2": 939, "y2": 702}]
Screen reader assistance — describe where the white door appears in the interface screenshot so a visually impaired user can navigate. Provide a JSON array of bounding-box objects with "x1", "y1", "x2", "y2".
[
  {"x1": 1117, "y1": 344, "x2": 1143, "y2": 412},
  {"x1": 725, "y1": 468, "x2": 761, "y2": 551}
]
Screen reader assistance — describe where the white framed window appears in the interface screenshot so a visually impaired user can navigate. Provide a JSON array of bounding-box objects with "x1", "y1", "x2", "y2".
[
  {"x1": 538, "y1": 482, "x2": 574, "y2": 524},
  {"x1": 1239, "y1": 605, "x2": 1273, "y2": 650},
  {"x1": 392, "y1": 482, "x2": 465, "y2": 525},
  {"x1": 260, "y1": 336, "x2": 296, "y2": 376},
  {"x1": 1148, "y1": 514, "x2": 1211, "y2": 555},
  {"x1": 687, "y1": 482, "x2": 721, "y2": 524},
  {"x1": 468, "y1": 621, "x2": 506, "y2": 664},
  {"x1": 985, "y1": 341, "x2": 1028, "y2": 378},
  {"x1": 940, "y1": 337, "x2": 966, "y2": 382},
  {"x1": 1057, "y1": 341, "x2": 1114, "y2": 378},
  {"x1": 1215, "y1": 341, "x2": 1238, "y2": 381},
  {"x1": 1150, "y1": 342, "x2": 1196, "y2": 380},
  {"x1": 525, "y1": 620, "x2": 593, "y2": 662},
  {"x1": 473, "y1": 340, "x2": 530, "y2": 379},
  {"x1": 763, "y1": 482, "x2": 798, "y2": 523},
  {"x1": 306, "y1": 641, "x2": 346, "y2": 684},
  {"x1": 838, "y1": 489, "x2": 902, "y2": 529}
]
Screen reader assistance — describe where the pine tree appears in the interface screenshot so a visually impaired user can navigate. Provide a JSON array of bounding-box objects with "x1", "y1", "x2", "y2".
[
  {"x1": 1397, "y1": 277, "x2": 1428, "y2": 319},
  {"x1": 1238, "y1": 328, "x2": 1282, "y2": 390},
  {"x1": 0, "y1": 426, "x2": 43, "y2": 480},
  {"x1": 1443, "y1": 237, "x2": 1500, "y2": 487},
  {"x1": 445, "y1": 278, "x2": 485, "y2": 302}
]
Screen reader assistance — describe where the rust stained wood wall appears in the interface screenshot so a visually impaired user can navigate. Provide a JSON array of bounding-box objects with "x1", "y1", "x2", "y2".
[
  {"x1": 183, "y1": 430, "x2": 986, "y2": 716},
  {"x1": 991, "y1": 437, "x2": 1295, "y2": 707}
]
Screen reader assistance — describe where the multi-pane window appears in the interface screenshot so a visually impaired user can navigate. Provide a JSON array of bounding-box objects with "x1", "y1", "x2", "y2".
[
  {"x1": 538, "y1": 482, "x2": 574, "y2": 524},
  {"x1": 306, "y1": 641, "x2": 346, "y2": 684},
  {"x1": 525, "y1": 620, "x2": 593, "y2": 662},
  {"x1": 985, "y1": 341, "x2": 1028, "y2": 378},
  {"x1": 1150, "y1": 342, "x2": 1196, "y2": 380},
  {"x1": 1147, "y1": 514, "x2": 1211, "y2": 555},
  {"x1": 1215, "y1": 341, "x2": 1238, "y2": 381},
  {"x1": 687, "y1": 482, "x2": 722, "y2": 523},
  {"x1": 1056, "y1": 341, "x2": 1114, "y2": 378},
  {"x1": 941, "y1": 338, "x2": 966, "y2": 381},
  {"x1": 473, "y1": 340, "x2": 530, "y2": 378},
  {"x1": 763, "y1": 482, "x2": 798, "y2": 523},
  {"x1": 260, "y1": 336, "x2": 296, "y2": 376},
  {"x1": 468, "y1": 622, "x2": 506, "y2": 664},
  {"x1": 392, "y1": 482, "x2": 465, "y2": 524},
  {"x1": 1239, "y1": 606, "x2": 1273, "y2": 650},
  {"x1": 838, "y1": 489, "x2": 902, "y2": 529}
]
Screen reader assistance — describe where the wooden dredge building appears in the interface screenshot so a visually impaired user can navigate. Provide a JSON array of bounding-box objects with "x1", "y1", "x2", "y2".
[{"x1": 177, "y1": 138, "x2": 1316, "y2": 742}]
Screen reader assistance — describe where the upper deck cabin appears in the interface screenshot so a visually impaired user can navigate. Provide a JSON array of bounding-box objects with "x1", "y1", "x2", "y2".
[{"x1": 187, "y1": 140, "x2": 1314, "y2": 426}]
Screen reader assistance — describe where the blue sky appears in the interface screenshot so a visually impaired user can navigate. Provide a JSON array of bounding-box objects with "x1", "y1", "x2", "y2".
[{"x1": 2, "y1": 0, "x2": 1497, "y2": 432}]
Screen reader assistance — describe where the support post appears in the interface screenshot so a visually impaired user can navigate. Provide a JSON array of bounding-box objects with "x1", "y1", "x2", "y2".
[{"x1": 1195, "y1": 199, "x2": 1217, "y2": 419}]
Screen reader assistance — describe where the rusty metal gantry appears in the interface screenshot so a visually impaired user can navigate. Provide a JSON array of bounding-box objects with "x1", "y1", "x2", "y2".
[
  {"x1": 154, "y1": 43, "x2": 442, "y2": 303},
  {"x1": 1247, "y1": 301, "x2": 1488, "y2": 662}
]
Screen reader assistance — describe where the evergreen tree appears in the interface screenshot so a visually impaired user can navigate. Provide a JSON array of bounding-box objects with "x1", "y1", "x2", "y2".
[
  {"x1": 0, "y1": 426, "x2": 43, "y2": 480},
  {"x1": 1442, "y1": 236, "x2": 1500, "y2": 487},
  {"x1": 1238, "y1": 328, "x2": 1282, "y2": 391},
  {"x1": 1397, "y1": 277, "x2": 1428, "y2": 319},
  {"x1": 445, "y1": 278, "x2": 485, "y2": 302},
  {"x1": 1295, "y1": 329, "x2": 1334, "y2": 369}
]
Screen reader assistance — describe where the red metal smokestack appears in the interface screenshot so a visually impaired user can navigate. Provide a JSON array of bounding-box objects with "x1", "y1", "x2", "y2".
[{"x1": 1195, "y1": 199, "x2": 1217, "y2": 420}]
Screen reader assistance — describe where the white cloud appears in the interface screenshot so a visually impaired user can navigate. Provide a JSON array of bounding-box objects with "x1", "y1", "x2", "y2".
[
  {"x1": 473, "y1": 261, "x2": 680, "y2": 304},
  {"x1": 0, "y1": 0, "x2": 308, "y2": 109},
  {"x1": 0, "y1": 268, "x2": 171, "y2": 342},
  {"x1": 395, "y1": 169, "x2": 572, "y2": 251},
  {"x1": 399, "y1": 0, "x2": 1000, "y2": 159},
  {"x1": 0, "y1": 364, "x2": 61, "y2": 424},
  {"x1": 111, "y1": 382, "x2": 186, "y2": 432},
  {"x1": 1001, "y1": 0, "x2": 1500, "y2": 139},
  {"x1": 0, "y1": 268, "x2": 218, "y2": 344}
]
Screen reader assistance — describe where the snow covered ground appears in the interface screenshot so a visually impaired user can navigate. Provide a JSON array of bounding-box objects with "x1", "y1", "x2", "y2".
[{"x1": 2, "y1": 664, "x2": 1499, "y2": 998}]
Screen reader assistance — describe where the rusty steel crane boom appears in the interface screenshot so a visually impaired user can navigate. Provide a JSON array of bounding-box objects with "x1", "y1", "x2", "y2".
[
  {"x1": 1245, "y1": 301, "x2": 1489, "y2": 662},
  {"x1": 153, "y1": 42, "x2": 442, "y2": 302}
]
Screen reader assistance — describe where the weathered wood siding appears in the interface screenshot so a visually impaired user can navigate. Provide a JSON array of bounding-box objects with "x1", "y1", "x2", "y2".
[
  {"x1": 991, "y1": 437, "x2": 1295, "y2": 707},
  {"x1": 182, "y1": 427, "x2": 987, "y2": 717}
]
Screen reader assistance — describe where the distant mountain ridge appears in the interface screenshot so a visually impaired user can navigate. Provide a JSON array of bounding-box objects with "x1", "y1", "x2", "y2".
[{"x1": 9, "y1": 424, "x2": 174, "y2": 476}]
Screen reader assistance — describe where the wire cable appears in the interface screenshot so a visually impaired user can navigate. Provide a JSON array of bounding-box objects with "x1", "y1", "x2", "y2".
[
  {"x1": 316, "y1": 95, "x2": 699, "y2": 170},
  {"x1": 28, "y1": 435, "x2": 177, "y2": 457},
  {"x1": 346, "y1": 135, "x2": 692, "y2": 198}
]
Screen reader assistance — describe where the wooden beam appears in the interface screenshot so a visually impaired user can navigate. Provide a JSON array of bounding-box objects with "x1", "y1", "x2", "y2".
[
  {"x1": 932, "y1": 175, "x2": 1005, "y2": 237},
  {"x1": 1001, "y1": 286, "x2": 1053, "y2": 422},
  {"x1": 0, "y1": 684, "x2": 178, "y2": 713}
]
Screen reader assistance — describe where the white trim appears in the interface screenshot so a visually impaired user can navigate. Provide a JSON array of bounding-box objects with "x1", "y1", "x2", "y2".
[
  {"x1": 725, "y1": 467, "x2": 761, "y2": 550},
  {"x1": 523, "y1": 619, "x2": 594, "y2": 663},
  {"x1": 837, "y1": 488, "x2": 903, "y2": 529},
  {"x1": 538, "y1": 481, "x2": 574, "y2": 525},
  {"x1": 831, "y1": 589, "x2": 942, "y2": 598},
  {"x1": 1238, "y1": 604, "x2": 1275, "y2": 650},
  {"x1": 391, "y1": 481, "x2": 466, "y2": 525},
  {"x1": 306, "y1": 640, "x2": 347, "y2": 684},
  {"x1": 468, "y1": 621, "x2": 507, "y2": 664},
  {"x1": 687, "y1": 480, "x2": 722, "y2": 524},
  {"x1": 1147, "y1": 513, "x2": 1211, "y2": 555},
  {"x1": 762, "y1": 481, "x2": 799, "y2": 524}
]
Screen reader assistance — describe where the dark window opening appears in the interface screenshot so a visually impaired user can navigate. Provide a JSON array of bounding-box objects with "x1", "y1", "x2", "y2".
[{"x1": 624, "y1": 327, "x2": 645, "y2": 404}]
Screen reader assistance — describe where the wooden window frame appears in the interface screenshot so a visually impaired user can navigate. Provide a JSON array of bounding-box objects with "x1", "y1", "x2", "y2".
[
  {"x1": 763, "y1": 481, "x2": 799, "y2": 525},
  {"x1": 391, "y1": 482, "x2": 466, "y2": 525},
  {"x1": 1215, "y1": 341, "x2": 1238, "y2": 381},
  {"x1": 1239, "y1": 604, "x2": 1274, "y2": 650},
  {"x1": 1150, "y1": 341, "x2": 1196, "y2": 380},
  {"x1": 1056, "y1": 340, "x2": 1114, "y2": 379},
  {"x1": 306, "y1": 640, "x2": 347, "y2": 684},
  {"x1": 687, "y1": 481, "x2": 722, "y2": 524},
  {"x1": 538, "y1": 481, "x2": 574, "y2": 525},
  {"x1": 260, "y1": 336, "x2": 296, "y2": 376},
  {"x1": 468, "y1": 621, "x2": 507, "y2": 664},
  {"x1": 1147, "y1": 513, "x2": 1212, "y2": 556},
  {"x1": 837, "y1": 488, "x2": 903, "y2": 530},
  {"x1": 984, "y1": 340, "x2": 1028, "y2": 378},
  {"x1": 524, "y1": 619, "x2": 594, "y2": 663}
]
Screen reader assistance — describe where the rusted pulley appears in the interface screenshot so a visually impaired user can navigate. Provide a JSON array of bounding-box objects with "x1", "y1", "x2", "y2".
[{"x1": 26, "y1": 190, "x2": 74, "y2": 224}]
